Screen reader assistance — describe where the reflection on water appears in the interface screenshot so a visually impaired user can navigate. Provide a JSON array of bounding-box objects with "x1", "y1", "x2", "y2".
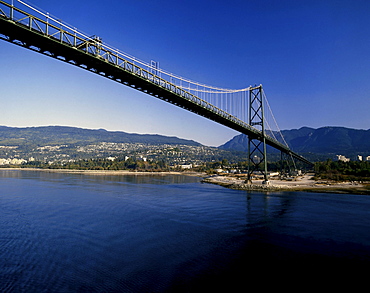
[{"x1": 0, "y1": 170, "x2": 369, "y2": 292}]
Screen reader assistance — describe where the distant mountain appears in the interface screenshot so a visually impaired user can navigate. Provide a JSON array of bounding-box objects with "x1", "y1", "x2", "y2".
[
  {"x1": 0, "y1": 126, "x2": 201, "y2": 147},
  {"x1": 219, "y1": 126, "x2": 370, "y2": 160}
]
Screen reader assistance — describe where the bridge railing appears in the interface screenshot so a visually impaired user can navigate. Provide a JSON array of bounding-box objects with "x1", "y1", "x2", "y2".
[
  {"x1": 0, "y1": 0, "x2": 296, "y2": 157},
  {"x1": 0, "y1": 1, "x2": 268, "y2": 136}
]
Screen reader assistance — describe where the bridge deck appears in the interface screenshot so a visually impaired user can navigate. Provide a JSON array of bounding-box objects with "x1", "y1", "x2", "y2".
[{"x1": 0, "y1": 1, "x2": 312, "y2": 165}]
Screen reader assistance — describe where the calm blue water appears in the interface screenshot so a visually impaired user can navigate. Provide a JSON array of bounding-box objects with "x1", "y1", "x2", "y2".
[{"x1": 1, "y1": 170, "x2": 369, "y2": 292}]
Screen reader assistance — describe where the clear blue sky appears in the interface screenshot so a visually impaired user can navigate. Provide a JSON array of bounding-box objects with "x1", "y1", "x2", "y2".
[{"x1": 1, "y1": 0, "x2": 369, "y2": 146}]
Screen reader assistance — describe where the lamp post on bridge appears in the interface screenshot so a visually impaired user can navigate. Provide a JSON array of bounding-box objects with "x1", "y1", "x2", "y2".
[{"x1": 10, "y1": 0, "x2": 14, "y2": 20}]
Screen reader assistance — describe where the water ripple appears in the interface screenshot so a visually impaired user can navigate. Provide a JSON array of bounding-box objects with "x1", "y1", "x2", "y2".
[{"x1": 1, "y1": 171, "x2": 370, "y2": 291}]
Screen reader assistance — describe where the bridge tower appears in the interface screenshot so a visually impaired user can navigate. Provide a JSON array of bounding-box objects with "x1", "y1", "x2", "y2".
[{"x1": 247, "y1": 85, "x2": 269, "y2": 184}]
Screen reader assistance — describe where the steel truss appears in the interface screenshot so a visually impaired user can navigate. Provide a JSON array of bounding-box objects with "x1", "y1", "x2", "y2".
[
  {"x1": 247, "y1": 85, "x2": 269, "y2": 183},
  {"x1": 0, "y1": 0, "x2": 313, "y2": 167}
]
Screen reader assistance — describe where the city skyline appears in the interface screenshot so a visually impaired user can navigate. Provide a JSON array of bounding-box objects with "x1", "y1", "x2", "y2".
[{"x1": 1, "y1": 0, "x2": 369, "y2": 146}]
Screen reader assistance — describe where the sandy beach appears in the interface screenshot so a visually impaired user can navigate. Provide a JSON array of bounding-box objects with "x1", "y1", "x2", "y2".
[{"x1": 202, "y1": 173, "x2": 370, "y2": 195}]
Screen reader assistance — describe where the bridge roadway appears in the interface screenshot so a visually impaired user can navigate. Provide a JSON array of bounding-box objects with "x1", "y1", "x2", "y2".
[{"x1": 0, "y1": 1, "x2": 312, "y2": 165}]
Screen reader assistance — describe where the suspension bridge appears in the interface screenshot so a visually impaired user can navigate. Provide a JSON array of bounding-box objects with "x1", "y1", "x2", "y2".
[{"x1": 0, "y1": 0, "x2": 312, "y2": 182}]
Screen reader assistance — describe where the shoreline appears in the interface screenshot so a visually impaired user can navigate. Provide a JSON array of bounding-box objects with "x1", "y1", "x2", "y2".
[
  {"x1": 201, "y1": 174, "x2": 370, "y2": 195},
  {"x1": 1, "y1": 168, "x2": 369, "y2": 194},
  {"x1": 0, "y1": 167, "x2": 205, "y2": 177}
]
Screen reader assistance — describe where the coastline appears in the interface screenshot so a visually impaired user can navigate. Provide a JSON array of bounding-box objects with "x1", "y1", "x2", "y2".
[
  {"x1": 1, "y1": 168, "x2": 368, "y2": 194},
  {"x1": 0, "y1": 167, "x2": 205, "y2": 177},
  {"x1": 201, "y1": 174, "x2": 370, "y2": 195}
]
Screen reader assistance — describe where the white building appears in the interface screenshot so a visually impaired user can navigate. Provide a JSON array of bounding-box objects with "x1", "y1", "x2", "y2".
[
  {"x1": 0, "y1": 158, "x2": 10, "y2": 165},
  {"x1": 9, "y1": 158, "x2": 27, "y2": 165},
  {"x1": 0, "y1": 158, "x2": 27, "y2": 165},
  {"x1": 337, "y1": 155, "x2": 350, "y2": 162},
  {"x1": 180, "y1": 164, "x2": 192, "y2": 169}
]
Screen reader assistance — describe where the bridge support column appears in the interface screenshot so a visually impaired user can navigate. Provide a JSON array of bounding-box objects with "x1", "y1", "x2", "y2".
[
  {"x1": 279, "y1": 151, "x2": 298, "y2": 179},
  {"x1": 247, "y1": 85, "x2": 269, "y2": 184}
]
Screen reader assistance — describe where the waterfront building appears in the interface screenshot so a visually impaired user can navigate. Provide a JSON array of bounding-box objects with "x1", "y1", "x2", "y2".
[{"x1": 337, "y1": 155, "x2": 350, "y2": 162}]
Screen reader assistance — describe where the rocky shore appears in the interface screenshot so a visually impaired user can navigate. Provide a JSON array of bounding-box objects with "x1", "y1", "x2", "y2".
[{"x1": 202, "y1": 174, "x2": 370, "y2": 195}]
